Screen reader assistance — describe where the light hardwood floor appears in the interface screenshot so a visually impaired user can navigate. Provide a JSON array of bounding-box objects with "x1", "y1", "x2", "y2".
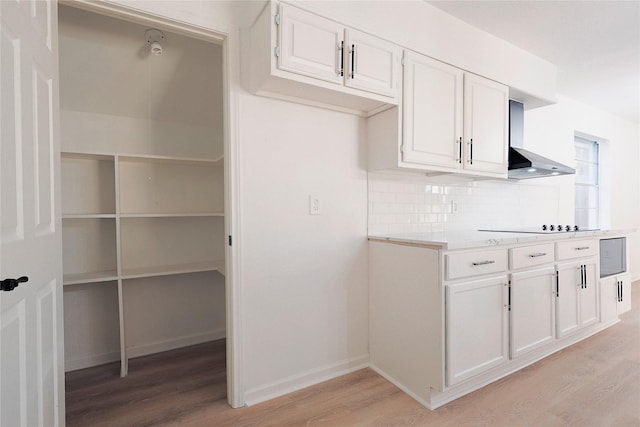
[{"x1": 66, "y1": 282, "x2": 640, "y2": 426}]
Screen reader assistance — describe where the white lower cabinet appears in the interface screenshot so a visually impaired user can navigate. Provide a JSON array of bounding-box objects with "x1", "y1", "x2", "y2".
[
  {"x1": 509, "y1": 267, "x2": 555, "y2": 358},
  {"x1": 556, "y1": 258, "x2": 599, "y2": 338},
  {"x1": 601, "y1": 273, "x2": 632, "y2": 323},
  {"x1": 369, "y1": 236, "x2": 622, "y2": 409},
  {"x1": 445, "y1": 276, "x2": 509, "y2": 386},
  {"x1": 617, "y1": 274, "x2": 632, "y2": 314}
]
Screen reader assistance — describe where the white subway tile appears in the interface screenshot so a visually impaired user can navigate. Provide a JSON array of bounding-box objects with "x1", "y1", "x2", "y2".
[
  {"x1": 368, "y1": 191, "x2": 381, "y2": 202},
  {"x1": 367, "y1": 174, "x2": 560, "y2": 233},
  {"x1": 381, "y1": 192, "x2": 397, "y2": 203}
]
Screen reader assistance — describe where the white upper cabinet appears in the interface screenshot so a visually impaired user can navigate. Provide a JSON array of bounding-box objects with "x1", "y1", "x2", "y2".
[
  {"x1": 344, "y1": 29, "x2": 399, "y2": 97},
  {"x1": 402, "y1": 51, "x2": 463, "y2": 169},
  {"x1": 250, "y1": 2, "x2": 400, "y2": 115},
  {"x1": 463, "y1": 73, "x2": 509, "y2": 175},
  {"x1": 372, "y1": 50, "x2": 508, "y2": 178},
  {"x1": 278, "y1": 4, "x2": 344, "y2": 85},
  {"x1": 277, "y1": 4, "x2": 400, "y2": 98}
]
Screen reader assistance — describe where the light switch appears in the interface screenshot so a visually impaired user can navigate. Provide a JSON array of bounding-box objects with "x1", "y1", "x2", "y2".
[{"x1": 309, "y1": 195, "x2": 320, "y2": 215}]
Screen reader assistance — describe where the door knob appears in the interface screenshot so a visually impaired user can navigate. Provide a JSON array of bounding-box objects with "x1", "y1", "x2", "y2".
[{"x1": 1, "y1": 276, "x2": 29, "y2": 292}]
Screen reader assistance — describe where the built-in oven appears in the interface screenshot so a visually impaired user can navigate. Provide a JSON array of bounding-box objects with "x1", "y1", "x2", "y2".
[{"x1": 600, "y1": 237, "x2": 626, "y2": 278}]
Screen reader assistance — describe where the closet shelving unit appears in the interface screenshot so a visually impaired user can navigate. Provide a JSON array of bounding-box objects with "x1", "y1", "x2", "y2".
[{"x1": 61, "y1": 148, "x2": 225, "y2": 376}]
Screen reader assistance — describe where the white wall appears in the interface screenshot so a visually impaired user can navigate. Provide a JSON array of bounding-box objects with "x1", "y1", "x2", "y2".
[
  {"x1": 525, "y1": 96, "x2": 640, "y2": 279},
  {"x1": 238, "y1": 95, "x2": 369, "y2": 403}
]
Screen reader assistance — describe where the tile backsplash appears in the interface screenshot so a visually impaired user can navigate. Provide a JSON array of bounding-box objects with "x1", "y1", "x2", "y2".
[{"x1": 368, "y1": 172, "x2": 560, "y2": 235}]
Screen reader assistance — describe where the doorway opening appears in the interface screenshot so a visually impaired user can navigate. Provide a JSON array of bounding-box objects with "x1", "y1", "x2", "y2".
[{"x1": 58, "y1": 4, "x2": 232, "y2": 421}]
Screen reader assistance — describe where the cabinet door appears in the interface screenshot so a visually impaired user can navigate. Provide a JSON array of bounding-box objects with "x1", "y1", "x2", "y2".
[
  {"x1": 278, "y1": 4, "x2": 344, "y2": 85},
  {"x1": 344, "y1": 29, "x2": 399, "y2": 97},
  {"x1": 556, "y1": 262, "x2": 581, "y2": 338},
  {"x1": 579, "y1": 259, "x2": 599, "y2": 328},
  {"x1": 600, "y1": 276, "x2": 619, "y2": 324},
  {"x1": 617, "y1": 273, "x2": 632, "y2": 314},
  {"x1": 446, "y1": 276, "x2": 509, "y2": 386},
  {"x1": 510, "y1": 267, "x2": 555, "y2": 358},
  {"x1": 463, "y1": 73, "x2": 508, "y2": 175},
  {"x1": 402, "y1": 51, "x2": 463, "y2": 169}
]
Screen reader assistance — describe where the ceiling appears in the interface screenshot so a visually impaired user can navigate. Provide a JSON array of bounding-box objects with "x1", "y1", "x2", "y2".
[{"x1": 428, "y1": 1, "x2": 640, "y2": 124}]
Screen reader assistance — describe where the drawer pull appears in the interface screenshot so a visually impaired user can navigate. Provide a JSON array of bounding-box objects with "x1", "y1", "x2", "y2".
[
  {"x1": 472, "y1": 260, "x2": 495, "y2": 266},
  {"x1": 528, "y1": 252, "x2": 547, "y2": 258},
  {"x1": 575, "y1": 246, "x2": 590, "y2": 251}
]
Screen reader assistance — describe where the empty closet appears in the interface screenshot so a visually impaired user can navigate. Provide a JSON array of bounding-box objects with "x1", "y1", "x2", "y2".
[{"x1": 59, "y1": 5, "x2": 226, "y2": 377}]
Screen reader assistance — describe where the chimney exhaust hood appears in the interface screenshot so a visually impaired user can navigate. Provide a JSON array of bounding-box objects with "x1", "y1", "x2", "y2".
[{"x1": 508, "y1": 100, "x2": 575, "y2": 179}]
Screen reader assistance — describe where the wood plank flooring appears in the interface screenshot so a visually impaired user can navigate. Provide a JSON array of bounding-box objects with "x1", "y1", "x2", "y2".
[{"x1": 66, "y1": 282, "x2": 640, "y2": 426}]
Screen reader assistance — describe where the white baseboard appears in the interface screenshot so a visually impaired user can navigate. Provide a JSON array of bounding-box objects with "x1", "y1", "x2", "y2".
[
  {"x1": 127, "y1": 328, "x2": 226, "y2": 359},
  {"x1": 244, "y1": 354, "x2": 370, "y2": 406},
  {"x1": 65, "y1": 351, "x2": 121, "y2": 372}
]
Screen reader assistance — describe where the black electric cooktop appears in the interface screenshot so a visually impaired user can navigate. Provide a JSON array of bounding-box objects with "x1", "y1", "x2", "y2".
[{"x1": 479, "y1": 225, "x2": 599, "y2": 234}]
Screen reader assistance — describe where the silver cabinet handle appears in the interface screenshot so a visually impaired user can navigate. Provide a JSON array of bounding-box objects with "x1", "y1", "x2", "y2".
[
  {"x1": 350, "y1": 44, "x2": 355, "y2": 78},
  {"x1": 618, "y1": 281, "x2": 623, "y2": 302},
  {"x1": 338, "y1": 41, "x2": 344, "y2": 76},
  {"x1": 472, "y1": 260, "x2": 495, "y2": 266},
  {"x1": 575, "y1": 246, "x2": 590, "y2": 250},
  {"x1": 529, "y1": 252, "x2": 547, "y2": 258}
]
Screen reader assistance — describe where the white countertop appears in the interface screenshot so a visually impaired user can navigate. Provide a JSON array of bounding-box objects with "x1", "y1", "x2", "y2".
[{"x1": 368, "y1": 229, "x2": 635, "y2": 250}]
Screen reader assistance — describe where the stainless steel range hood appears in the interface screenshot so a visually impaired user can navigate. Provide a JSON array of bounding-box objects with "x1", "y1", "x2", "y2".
[{"x1": 508, "y1": 100, "x2": 575, "y2": 179}]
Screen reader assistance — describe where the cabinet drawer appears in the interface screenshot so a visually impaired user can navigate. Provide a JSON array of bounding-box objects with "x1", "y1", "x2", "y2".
[
  {"x1": 510, "y1": 243, "x2": 554, "y2": 270},
  {"x1": 445, "y1": 249, "x2": 507, "y2": 281},
  {"x1": 556, "y1": 239, "x2": 598, "y2": 261}
]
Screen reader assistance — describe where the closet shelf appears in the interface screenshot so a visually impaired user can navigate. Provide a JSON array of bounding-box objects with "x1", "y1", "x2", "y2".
[
  {"x1": 63, "y1": 214, "x2": 117, "y2": 219},
  {"x1": 120, "y1": 212, "x2": 224, "y2": 218},
  {"x1": 121, "y1": 260, "x2": 225, "y2": 280},
  {"x1": 63, "y1": 260, "x2": 226, "y2": 285},
  {"x1": 61, "y1": 152, "x2": 115, "y2": 161},
  {"x1": 118, "y1": 154, "x2": 223, "y2": 166},
  {"x1": 61, "y1": 150, "x2": 223, "y2": 165},
  {"x1": 64, "y1": 270, "x2": 119, "y2": 286}
]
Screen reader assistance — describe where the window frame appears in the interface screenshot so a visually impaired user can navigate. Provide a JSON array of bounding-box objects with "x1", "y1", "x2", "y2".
[{"x1": 574, "y1": 135, "x2": 600, "y2": 229}]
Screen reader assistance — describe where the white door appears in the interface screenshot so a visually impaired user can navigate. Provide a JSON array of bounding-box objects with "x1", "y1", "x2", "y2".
[
  {"x1": 463, "y1": 73, "x2": 508, "y2": 176},
  {"x1": 402, "y1": 51, "x2": 463, "y2": 169},
  {"x1": 556, "y1": 261, "x2": 581, "y2": 338},
  {"x1": 1, "y1": 1, "x2": 64, "y2": 426},
  {"x1": 344, "y1": 28, "x2": 399, "y2": 97},
  {"x1": 510, "y1": 267, "x2": 555, "y2": 358},
  {"x1": 277, "y1": 4, "x2": 344, "y2": 85},
  {"x1": 446, "y1": 275, "x2": 509, "y2": 386}
]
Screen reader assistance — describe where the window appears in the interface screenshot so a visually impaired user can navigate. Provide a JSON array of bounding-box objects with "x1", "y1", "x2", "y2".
[{"x1": 574, "y1": 136, "x2": 599, "y2": 229}]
